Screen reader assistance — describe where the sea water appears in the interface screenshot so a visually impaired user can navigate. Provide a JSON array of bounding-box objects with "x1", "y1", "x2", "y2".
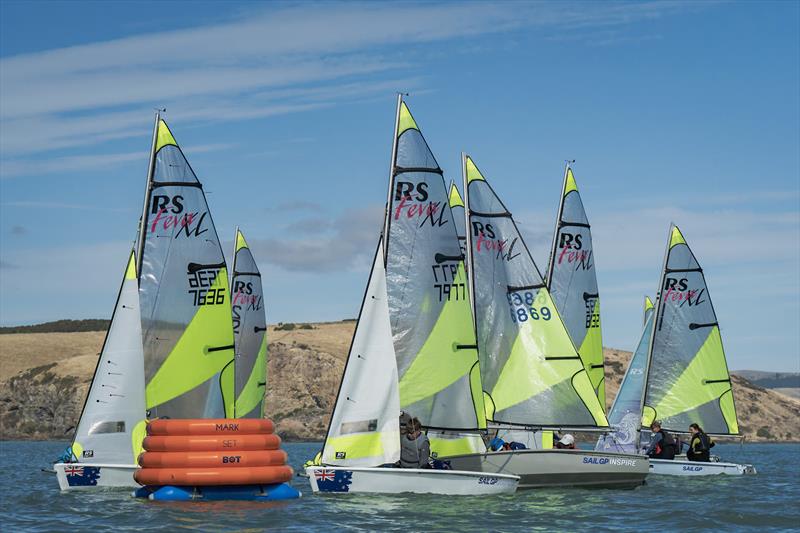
[{"x1": 1, "y1": 441, "x2": 798, "y2": 531}]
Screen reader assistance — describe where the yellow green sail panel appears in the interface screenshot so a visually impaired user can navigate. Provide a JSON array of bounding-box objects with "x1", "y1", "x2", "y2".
[
  {"x1": 546, "y1": 165, "x2": 605, "y2": 410},
  {"x1": 643, "y1": 225, "x2": 739, "y2": 434},
  {"x1": 465, "y1": 155, "x2": 607, "y2": 427},
  {"x1": 138, "y1": 116, "x2": 235, "y2": 419}
]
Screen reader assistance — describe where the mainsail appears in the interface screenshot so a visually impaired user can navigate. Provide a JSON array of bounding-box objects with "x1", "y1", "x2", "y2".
[
  {"x1": 464, "y1": 155, "x2": 607, "y2": 427},
  {"x1": 596, "y1": 296, "x2": 655, "y2": 453},
  {"x1": 385, "y1": 100, "x2": 485, "y2": 431},
  {"x1": 137, "y1": 116, "x2": 235, "y2": 419},
  {"x1": 71, "y1": 250, "x2": 146, "y2": 464},
  {"x1": 643, "y1": 225, "x2": 739, "y2": 434},
  {"x1": 547, "y1": 165, "x2": 605, "y2": 409},
  {"x1": 231, "y1": 228, "x2": 267, "y2": 419}
]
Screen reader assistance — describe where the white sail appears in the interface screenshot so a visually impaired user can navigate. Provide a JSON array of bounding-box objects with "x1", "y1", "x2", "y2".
[
  {"x1": 71, "y1": 250, "x2": 146, "y2": 465},
  {"x1": 321, "y1": 238, "x2": 401, "y2": 467}
]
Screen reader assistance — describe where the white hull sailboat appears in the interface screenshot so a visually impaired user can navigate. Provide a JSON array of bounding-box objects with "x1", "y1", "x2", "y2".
[
  {"x1": 307, "y1": 97, "x2": 518, "y2": 496},
  {"x1": 54, "y1": 464, "x2": 139, "y2": 491},
  {"x1": 596, "y1": 227, "x2": 755, "y2": 477},
  {"x1": 306, "y1": 466, "x2": 518, "y2": 495}
]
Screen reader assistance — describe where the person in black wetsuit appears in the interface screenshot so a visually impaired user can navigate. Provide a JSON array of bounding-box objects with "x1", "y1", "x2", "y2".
[
  {"x1": 687, "y1": 423, "x2": 714, "y2": 462},
  {"x1": 644, "y1": 421, "x2": 677, "y2": 459}
]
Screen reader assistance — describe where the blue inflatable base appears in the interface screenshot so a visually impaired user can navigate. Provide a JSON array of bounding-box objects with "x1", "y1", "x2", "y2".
[{"x1": 133, "y1": 483, "x2": 301, "y2": 501}]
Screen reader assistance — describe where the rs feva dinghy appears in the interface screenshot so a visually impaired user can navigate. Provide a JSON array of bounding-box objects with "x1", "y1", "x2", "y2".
[
  {"x1": 440, "y1": 156, "x2": 648, "y2": 489},
  {"x1": 596, "y1": 226, "x2": 756, "y2": 476},
  {"x1": 305, "y1": 96, "x2": 518, "y2": 496}
]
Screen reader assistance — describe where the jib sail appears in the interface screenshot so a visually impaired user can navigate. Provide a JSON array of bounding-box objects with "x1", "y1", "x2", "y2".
[
  {"x1": 71, "y1": 250, "x2": 146, "y2": 464},
  {"x1": 643, "y1": 225, "x2": 739, "y2": 434},
  {"x1": 546, "y1": 165, "x2": 605, "y2": 409},
  {"x1": 137, "y1": 115, "x2": 235, "y2": 419},
  {"x1": 464, "y1": 154, "x2": 607, "y2": 428},
  {"x1": 231, "y1": 228, "x2": 267, "y2": 419}
]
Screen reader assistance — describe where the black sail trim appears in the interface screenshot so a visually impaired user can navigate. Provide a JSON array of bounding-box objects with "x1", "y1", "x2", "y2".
[
  {"x1": 559, "y1": 221, "x2": 591, "y2": 229},
  {"x1": 151, "y1": 181, "x2": 204, "y2": 189},
  {"x1": 394, "y1": 166, "x2": 443, "y2": 175},
  {"x1": 208, "y1": 344, "x2": 235, "y2": 353},
  {"x1": 689, "y1": 322, "x2": 718, "y2": 330},
  {"x1": 471, "y1": 211, "x2": 512, "y2": 218},
  {"x1": 188, "y1": 261, "x2": 227, "y2": 273},
  {"x1": 507, "y1": 283, "x2": 546, "y2": 292}
]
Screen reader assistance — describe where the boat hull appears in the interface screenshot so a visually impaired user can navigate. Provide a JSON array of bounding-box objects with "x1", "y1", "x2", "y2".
[
  {"x1": 442, "y1": 449, "x2": 649, "y2": 489},
  {"x1": 305, "y1": 466, "x2": 519, "y2": 495},
  {"x1": 54, "y1": 463, "x2": 138, "y2": 490},
  {"x1": 649, "y1": 458, "x2": 756, "y2": 476}
]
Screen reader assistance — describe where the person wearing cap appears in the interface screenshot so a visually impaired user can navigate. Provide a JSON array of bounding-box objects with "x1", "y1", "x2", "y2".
[
  {"x1": 399, "y1": 417, "x2": 431, "y2": 468},
  {"x1": 554, "y1": 434, "x2": 576, "y2": 449},
  {"x1": 643, "y1": 421, "x2": 677, "y2": 459}
]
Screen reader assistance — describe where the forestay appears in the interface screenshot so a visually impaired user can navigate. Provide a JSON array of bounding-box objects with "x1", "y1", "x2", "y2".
[
  {"x1": 596, "y1": 296, "x2": 654, "y2": 453},
  {"x1": 138, "y1": 118, "x2": 235, "y2": 419},
  {"x1": 321, "y1": 238, "x2": 401, "y2": 466},
  {"x1": 231, "y1": 229, "x2": 267, "y2": 419},
  {"x1": 385, "y1": 101, "x2": 485, "y2": 432},
  {"x1": 464, "y1": 155, "x2": 607, "y2": 427},
  {"x1": 71, "y1": 251, "x2": 146, "y2": 464},
  {"x1": 547, "y1": 166, "x2": 605, "y2": 409},
  {"x1": 643, "y1": 226, "x2": 739, "y2": 435}
]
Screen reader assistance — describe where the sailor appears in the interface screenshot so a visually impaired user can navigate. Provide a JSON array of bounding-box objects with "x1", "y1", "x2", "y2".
[
  {"x1": 554, "y1": 434, "x2": 576, "y2": 449},
  {"x1": 687, "y1": 423, "x2": 714, "y2": 462},
  {"x1": 643, "y1": 421, "x2": 677, "y2": 459},
  {"x1": 399, "y1": 417, "x2": 431, "y2": 468}
]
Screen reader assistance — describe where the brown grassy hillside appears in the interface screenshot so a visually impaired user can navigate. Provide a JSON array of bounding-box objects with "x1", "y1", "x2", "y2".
[{"x1": 1, "y1": 323, "x2": 798, "y2": 442}]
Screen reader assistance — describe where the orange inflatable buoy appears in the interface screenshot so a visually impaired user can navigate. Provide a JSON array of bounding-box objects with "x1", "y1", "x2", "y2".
[
  {"x1": 143, "y1": 434, "x2": 281, "y2": 452},
  {"x1": 134, "y1": 465, "x2": 294, "y2": 486},
  {"x1": 147, "y1": 419, "x2": 274, "y2": 436},
  {"x1": 138, "y1": 449, "x2": 287, "y2": 469}
]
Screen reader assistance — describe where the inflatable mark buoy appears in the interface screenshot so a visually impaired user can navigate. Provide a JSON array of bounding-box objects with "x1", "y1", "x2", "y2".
[
  {"x1": 134, "y1": 465, "x2": 293, "y2": 486},
  {"x1": 143, "y1": 434, "x2": 281, "y2": 452},
  {"x1": 139, "y1": 450, "x2": 287, "y2": 468},
  {"x1": 147, "y1": 419, "x2": 274, "y2": 436}
]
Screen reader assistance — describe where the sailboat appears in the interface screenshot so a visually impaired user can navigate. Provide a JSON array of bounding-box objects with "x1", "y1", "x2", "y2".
[
  {"x1": 230, "y1": 228, "x2": 267, "y2": 418},
  {"x1": 54, "y1": 113, "x2": 237, "y2": 489},
  {"x1": 598, "y1": 225, "x2": 756, "y2": 476},
  {"x1": 54, "y1": 250, "x2": 147, "y2": 490},
  {"x1": 305, "y1": 97, "x2": 518, "y2": 495},
  {"x1": 546, "y1": 164, "x2": 605, "y2": 407},
  {"x1": 440, "y1": 155, "x2": 649, "y2": 489}
]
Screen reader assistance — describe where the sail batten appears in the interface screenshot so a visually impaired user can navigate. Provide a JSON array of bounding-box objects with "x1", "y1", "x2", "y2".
[
  {"x1": 643, "y1": 225, "x2": 739, "y2": 435},
  {"x1": 546, "y1": 165, "x2": 605, "y2": 409},
  {"x1": 464, "y1": 155, "x2": 607, "y2": 428},
  {"x1": 138, "y1": 118, "x2": 235, "y2": 419}
]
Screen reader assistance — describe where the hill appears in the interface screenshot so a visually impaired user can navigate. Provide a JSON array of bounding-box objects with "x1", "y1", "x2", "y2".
[
  {"x1": 0, "y1": 319, "x2": 109, "y2": 335},
  {"x1": 1, "y1": 322, "x2": 798, "y2": 442}
]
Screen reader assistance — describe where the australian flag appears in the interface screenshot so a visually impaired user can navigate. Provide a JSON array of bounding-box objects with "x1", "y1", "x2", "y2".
[
  {"x1": 65, "y1": 465, "x2": 101, "y2": 487},
  {"x1": 315, "y1": 469, "x2": 353, "y2": 493}
]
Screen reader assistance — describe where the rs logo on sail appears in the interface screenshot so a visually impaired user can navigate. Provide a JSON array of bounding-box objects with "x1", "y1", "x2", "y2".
[
  {"x1": 557, "y1": 232, "x2": 593, "y2": 271},
  {"x1": 662, "y1": 278, "x2": 707, "y2": 307},
  {"x1": 393, "y1": 181, "x2": 447, "y2": 228},
  {"x1": 149, "y1": 195, "x2": 208, "y2": 238}
]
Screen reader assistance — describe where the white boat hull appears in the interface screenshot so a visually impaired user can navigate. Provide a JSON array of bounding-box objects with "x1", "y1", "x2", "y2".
[
  {"x1": 305, "y1": 466, "x2": 519, "y2": 495},
  {"x1": 649, "y1": 458, "x2": 756, "y2": 476},
  {"x1": 443, "y1": 449, "x2": 649, "y2": 489},
  {"x1": 54, "y1": 463, "x2": 138, "y2": 490}
]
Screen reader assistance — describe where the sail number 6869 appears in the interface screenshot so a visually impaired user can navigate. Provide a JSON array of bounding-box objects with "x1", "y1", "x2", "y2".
[{"x1": 507, "y1": 292, "x2": 551, "y2": 323}]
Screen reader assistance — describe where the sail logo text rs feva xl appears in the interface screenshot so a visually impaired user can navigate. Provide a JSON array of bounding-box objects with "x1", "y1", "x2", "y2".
[
  {"x1": 149, "y1": 195, "x2": 209, "y2": 238},
  {"x1": 556, "y1": 232, "x2": 593, "y2": 271},
  {"x1": 663, "y1": 277, "x2": 707, "y2": 307},
  {"x1": 188, "y1": 267, "x2": 225, "y2": 306},
  {"x1": 393, "y1": 182, "x2": 447, "y2": 228},
  {"x1": 471, "y1": 222, "x2": 521, "y2": 262}
]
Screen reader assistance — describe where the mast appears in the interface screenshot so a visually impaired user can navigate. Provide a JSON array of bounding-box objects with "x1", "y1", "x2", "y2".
[
  {"x1": 462, "y1": 152, "x2": 478, "y2": 337},
  {"x1": 382, "y1": 93, "x2": 404, "y2": 264},
  {"x1": 545, "y1": 160, "x2": 573, "y2": 289},
  {"x1": 638, "y1": 224, "x2": 674, "y2": 434},
  {"x1": 136, "y1": 111, "x2": 161, "y2": 279},
  {"x1": 231, "y1": 225, "x2": 239, "y2": 417}
]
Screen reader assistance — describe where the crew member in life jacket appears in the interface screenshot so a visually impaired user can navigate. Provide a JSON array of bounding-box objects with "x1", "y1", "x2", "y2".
[
  {"x1": 687, "y1": 423, "x2": 714, "y2": 462},
  {"x1": 398, "y1": 417, "x2": 431, "y2": 468},
  {"x1": 643, "y1": 421, "x2": 677, "y2": 459}
]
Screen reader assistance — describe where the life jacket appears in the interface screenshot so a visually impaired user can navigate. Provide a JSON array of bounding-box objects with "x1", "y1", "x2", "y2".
[{"x1": 655, "y1": 429, "x2": 676, "y2": 459}]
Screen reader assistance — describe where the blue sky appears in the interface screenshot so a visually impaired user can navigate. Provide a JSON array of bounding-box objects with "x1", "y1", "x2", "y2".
[{"x1": 1, "y1": 1, "x2": 798, "y2": 372}]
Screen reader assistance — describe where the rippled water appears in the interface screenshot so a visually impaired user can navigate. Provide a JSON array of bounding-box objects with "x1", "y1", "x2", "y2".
[{"x1": 1, "y1": 441, "x2": 798, "y2": 531}]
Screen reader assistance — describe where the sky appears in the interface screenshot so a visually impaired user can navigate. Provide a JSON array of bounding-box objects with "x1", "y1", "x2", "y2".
[{"x1": 0, "y1": 1, "x2": 798, "y2": 372}]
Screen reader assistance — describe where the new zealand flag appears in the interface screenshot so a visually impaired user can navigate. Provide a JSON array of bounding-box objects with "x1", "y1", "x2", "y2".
[
  {"x1": 315, "y1": 469, "x2": 353, "y2": 493},
  {"x1": 65, "y1": 465, "x2": 101, "y2": 487}
]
